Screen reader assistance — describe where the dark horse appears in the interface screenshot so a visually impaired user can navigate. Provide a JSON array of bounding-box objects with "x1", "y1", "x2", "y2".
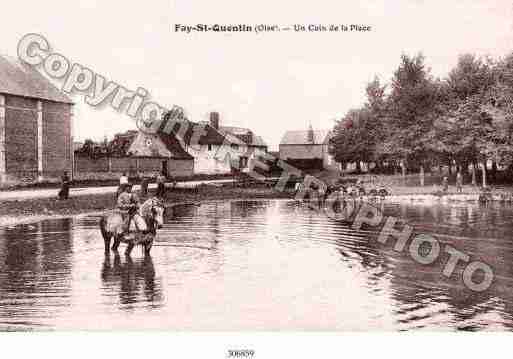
[{"x1": 99, "y1": 197, "x2": 165, "y2": 256}]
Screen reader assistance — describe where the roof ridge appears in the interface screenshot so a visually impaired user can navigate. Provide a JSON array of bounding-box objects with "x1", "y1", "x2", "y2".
[{"x1": 0, "y1": 54, "x2": 73, "y2": 104}]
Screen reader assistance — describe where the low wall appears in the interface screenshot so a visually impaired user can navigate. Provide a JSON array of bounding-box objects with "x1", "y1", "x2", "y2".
[{"x1": 73, "y1": 155, "x2": 193, "y2": 180}]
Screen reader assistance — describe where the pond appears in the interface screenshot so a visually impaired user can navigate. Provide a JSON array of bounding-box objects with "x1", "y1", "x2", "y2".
[{"x1": 0, "y1": 199, "x2": 512, "y2": 331}]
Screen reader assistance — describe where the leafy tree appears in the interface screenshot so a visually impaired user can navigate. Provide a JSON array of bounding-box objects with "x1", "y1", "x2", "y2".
[
  {"x1": 332, "y1": 77, "x2": 387, "y2": 172},
  {"x1": 385, "y1": 54, "x2": 442, "y2": 176}
]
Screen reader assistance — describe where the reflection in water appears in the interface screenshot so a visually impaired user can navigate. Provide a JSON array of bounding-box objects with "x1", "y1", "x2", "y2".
[
  {"x1": 0, "y1": 200, "x2": 512, "y2": 330},
  {"x1": 0, "y1": 219, "x2": 73, "y2": 330},
  {"x1": 101, "y1": 254, "x2": 162, "y2": 308}
]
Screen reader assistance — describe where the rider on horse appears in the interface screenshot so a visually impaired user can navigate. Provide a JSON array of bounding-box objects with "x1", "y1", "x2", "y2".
[{"x1": 117, "y1": 183, "x2": 147, "y2": 234}]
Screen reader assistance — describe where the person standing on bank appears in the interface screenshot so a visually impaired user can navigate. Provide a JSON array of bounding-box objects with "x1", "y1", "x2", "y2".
[
  {"x1": 118, "y1": 172, "x2": 129, "y2": 197},
  {"x1": 140, "y1": 174, "x2": 149, "y2": 198},
  {"x1": 442, "y1": 176, "x2": 449, "y2": 193},
  {"x1": 456, "y1": 171, "x2": 463, "y2": 193},
  {"x1": 156, "y1": 171, "x2": 166, "y2": 198},
  {"x1": 58, "y1": 171, "x2": 71, "y2": 200}
]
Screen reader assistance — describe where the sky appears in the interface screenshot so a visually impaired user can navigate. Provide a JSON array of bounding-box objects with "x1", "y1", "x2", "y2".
[{"x1": 0, "y1": 0, "x2": 512, "y2": 150}]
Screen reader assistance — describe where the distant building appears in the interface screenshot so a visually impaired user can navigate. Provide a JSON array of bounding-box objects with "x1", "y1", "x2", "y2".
[
  {"x1": 279, "y1": 125, "x2": 334, "y2": 170},
  {"x1": 163, "y1": 112, "x2": 268, "y2": 175},
  {"x1": 73, "y1": 142, "x2": 84, "y2": 152},
  {"x1": 219, "y1": 125, "x2": 268, "y2": 155},
  {"x1": 127, "y1": 130, "x2": 194, "y2": 177},
  {"x1": 0, "y1": 55, "x2": 73, "y2": 183}
]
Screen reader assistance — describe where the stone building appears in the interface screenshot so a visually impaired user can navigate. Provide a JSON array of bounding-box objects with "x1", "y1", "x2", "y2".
[{"x1": 0, "y1": 55, "x2": 73, "y2": 184}]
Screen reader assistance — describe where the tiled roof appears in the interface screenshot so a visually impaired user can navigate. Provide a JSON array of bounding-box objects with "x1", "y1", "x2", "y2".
[
  {"x1": 280, "y1": 129, "x2": 332, "y2": 145},
  {"x1": 219, "y1": 130, "x2": 246, "y2": 146},
  {"x1": 0, "y1": 55, "x2": 72, "y2": 103},
  {"x1": 163, "y1": 119, "x2": 226, "y2": 146},
  {"x1": 251, "y1": 135, "x2": 267, "y2": 147},
  {"x1": 219, "y1": 125, "x2": 248, "y2": 135},
  {"x1": 219, "y1": 126, "x2": 267, "y2": 147},
  {"x1": 157, "y1": 132, "x2": 194, "y2": 159},
  {"x1": 127, "y1": 131, "x2": 193, "y2": 160},
  {"x1": 161, "y1": 117, "x2": 268, "y2": 149}
]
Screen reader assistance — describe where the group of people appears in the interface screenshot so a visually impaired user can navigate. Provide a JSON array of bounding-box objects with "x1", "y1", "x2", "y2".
[
  {"x1": 56, "y1": 170, "x2": 169, "y2": 235},
  {"x1": 442, "y1": 171, "x2": 464, "y2": 193},
  {"x1": 116, "y1": 171, "x2": 168, "y2": 198}
]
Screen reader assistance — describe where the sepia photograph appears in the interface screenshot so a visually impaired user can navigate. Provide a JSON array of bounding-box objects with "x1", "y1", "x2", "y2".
[{"x1": 0, "y1": 0, "x2": 512, "y2": 357}]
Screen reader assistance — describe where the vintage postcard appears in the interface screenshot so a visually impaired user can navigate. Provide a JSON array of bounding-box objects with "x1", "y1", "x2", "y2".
[{"x1": 0, "y1": 0, "x2": 512, "y2": 357}]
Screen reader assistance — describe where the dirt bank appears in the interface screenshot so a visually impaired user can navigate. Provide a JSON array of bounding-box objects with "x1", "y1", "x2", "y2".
[{"x1": 0, "y1": 185, "x2": 294, "y2": 227}]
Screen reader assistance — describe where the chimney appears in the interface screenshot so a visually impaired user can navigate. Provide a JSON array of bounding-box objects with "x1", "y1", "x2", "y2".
[
  {"x1": 246, "y1": 131, "x2": 253, "y2": 145},
  {"x1": 307, "y1": 124, "x2": 314, "y2": 143},
  {"x1": 210, "y1": 111, "x2": 220, "y2": 130}
]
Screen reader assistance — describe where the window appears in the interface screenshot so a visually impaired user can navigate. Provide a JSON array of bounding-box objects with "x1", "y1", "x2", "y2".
[
  {"x1": 208, "y1": 144, "x2": 212, "y2": 151},
  {"x1": 231, "y1": 144, "x2": 239, "y2": 150}
]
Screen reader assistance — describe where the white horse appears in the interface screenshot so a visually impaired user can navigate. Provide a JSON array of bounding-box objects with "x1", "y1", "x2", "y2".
[{"x1": 100, "y1": 197, "x2": 165, "y2": 256}]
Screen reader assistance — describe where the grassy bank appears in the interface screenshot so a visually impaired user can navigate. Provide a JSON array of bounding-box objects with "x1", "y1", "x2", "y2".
[
  {"x1": 313, "y1": 169, "x2": 513, "y2": 195},
  {"x1": 0, "y1": 185, "x2": 294, "y2": 227}
]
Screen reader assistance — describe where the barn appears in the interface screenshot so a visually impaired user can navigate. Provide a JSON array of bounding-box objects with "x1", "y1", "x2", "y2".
[
  {"x1": 279, "y1": 125, "x2": 334, "y2": 170},
  {"x1": 0, "y1": 55, "x2": 73, "y2": 184}
]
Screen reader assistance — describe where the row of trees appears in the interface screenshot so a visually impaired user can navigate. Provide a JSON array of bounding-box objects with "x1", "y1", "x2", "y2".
[
  {"x1": 331, "y1": 52, "x2": 513, "y2": 185},
  {"x1": 76, "y1": 132, "x2": 136, "y2": 158}
]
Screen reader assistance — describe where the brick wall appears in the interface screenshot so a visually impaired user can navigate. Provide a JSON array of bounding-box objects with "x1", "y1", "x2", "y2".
[
  {"x1": 167, "y1": 159, "x2": 194, "y2": 177},
  {"x1": 0, "y1": 95, "x2": 72, "y2": 184},
  {"x1": 42, "y1": 101, "x2": 72, "y2": 177},
  {"x1": 138, "y1": 157, "x2": 165, "y2": 171},
  {"x1": 4, "y1": 96, "x2": 38, "y2": 180},
  {"x1": 75, "y1": 155, "x2": 109, "y2": 172},
  {"x1": 110, "y1": 157, "x2": 137, "y2": 173},
  {"x1": 74, "y1": 155, "x2": 193, "y2": 180}
]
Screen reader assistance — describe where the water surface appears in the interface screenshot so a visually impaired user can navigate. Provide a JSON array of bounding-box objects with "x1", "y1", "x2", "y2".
[{"x1": 0, "y1": 199, "x2": 512, "y2": 331}]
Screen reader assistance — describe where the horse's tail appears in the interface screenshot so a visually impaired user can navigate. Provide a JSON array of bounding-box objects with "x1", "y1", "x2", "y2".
[{"x1": 99, "y1": 215, "x2": 110, "y2": 240}]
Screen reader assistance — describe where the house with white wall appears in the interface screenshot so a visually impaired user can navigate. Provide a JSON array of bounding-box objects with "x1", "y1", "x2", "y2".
[{"x1": 161, "y1": 112, "x2": 268, "y2": 175}]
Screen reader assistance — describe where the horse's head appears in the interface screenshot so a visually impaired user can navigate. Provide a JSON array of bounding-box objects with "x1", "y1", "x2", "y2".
[{"x1": 141, "y1": 198, "x2": 165, "y2": 229}]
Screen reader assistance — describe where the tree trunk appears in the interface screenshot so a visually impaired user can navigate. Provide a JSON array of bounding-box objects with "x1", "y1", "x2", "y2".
[
  {"x1": 482, "y1": 161, "x2": 487, "y2": 188},
  {"x1": 491, "y1": 160, "x2": 497, "y2": 183},
  {"x1": 401, "y1": 160, "x2": 406, "y2": 182},
  {"x1": 376, "y1": 161, "x2": 384, "y2": 174},
  {"x1": 420, "y1": 165, "x2": 425, "y2": 186},
  {"x1": 471, "y1": 163, "x2": 477, "y2": 186},
  {"x1": 355, "y1": 161, "x2": 361, "y2": 173},
  {"x1": 462, "y1": 161, "x2": 469, "y2": 175}
]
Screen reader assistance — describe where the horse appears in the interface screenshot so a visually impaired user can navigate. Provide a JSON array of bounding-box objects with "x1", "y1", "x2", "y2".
[{"x1": 99, "y1": 197, "x2": 165, "y2": 256}]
